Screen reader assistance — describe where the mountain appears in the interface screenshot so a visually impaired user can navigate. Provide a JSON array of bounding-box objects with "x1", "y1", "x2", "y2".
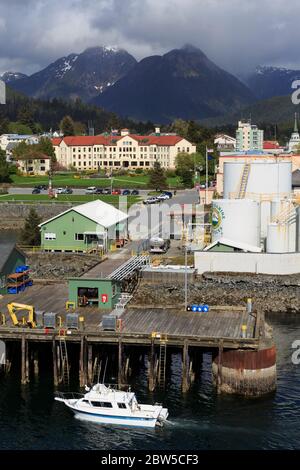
[
  {"x1": 1, "y1": 72, "x2": 28, "y2": 83},
  {"x1": 0, "y1": 85, "x2": 154, "y2": 135},
  {"x1": 9, "y1": 46, "x2": 137, "y2": 101},
  {"x1": 199, "y1": 93, "x2": 300, "y2": 128},
  {"x1": 246, "y1": 66, "x2": 300, "y2": 100},
  {"x1": 93, "y1": 44, "x2": 255, "y2": 123}
]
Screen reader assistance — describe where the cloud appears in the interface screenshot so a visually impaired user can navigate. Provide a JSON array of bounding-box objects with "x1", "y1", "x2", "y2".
[{"x1": 0, "y1": 0, "x2": 300, "y2": 75}]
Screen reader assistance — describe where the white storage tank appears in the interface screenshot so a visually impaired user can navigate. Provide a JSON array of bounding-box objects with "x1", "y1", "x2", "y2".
[
  {"x1": 223, "y1": 161, "x2": 292, "y2": 199},
  {"x1": 267, "y1": 223, "x2": 290, "y2": 253},
  {"x1": 211, "y1": 199, "x2": 261, "y2": 247}
]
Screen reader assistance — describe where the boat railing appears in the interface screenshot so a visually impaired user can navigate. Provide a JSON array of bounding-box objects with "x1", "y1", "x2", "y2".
[
  {"x1": 55, "y1": 391, "x2": 85, "y2": 401},
  {"x1": 91, "y1": 383, "x2": 132, "y2": 392}
]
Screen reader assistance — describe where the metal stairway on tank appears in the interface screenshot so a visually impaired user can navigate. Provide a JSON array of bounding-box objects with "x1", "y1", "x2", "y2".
[
  {"x1": 238, "y1": 163, "x2": 250, "y2": 198},
  {"x1": 59, "y1": 338, "x2": 70, "y2": 387},
  {"x1": 271, "y1": 204, "x2": 296, "y2": 225},
  {"x1": 157, "y1": 342, "x2": 167, "y2": 389}
]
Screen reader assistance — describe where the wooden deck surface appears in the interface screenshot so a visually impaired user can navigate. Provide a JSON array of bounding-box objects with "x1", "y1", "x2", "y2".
[
  {"x1": 0, "y1": 284, "x2": 258, "y2": 347},
  {"x1": 122, "y1": 308, "x2": 255, "y2": 340}
]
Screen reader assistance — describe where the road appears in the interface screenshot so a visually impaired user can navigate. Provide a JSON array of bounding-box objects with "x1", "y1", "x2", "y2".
[
  {"x1": 6, "y1": 186, "x2": 200, "y2": 249},
  {"x1": 8, "y1": 187, "x2": 196, "y2": 197},
  {"x1": 127, "y1": 189, "x2": 200, "y2": 243}
]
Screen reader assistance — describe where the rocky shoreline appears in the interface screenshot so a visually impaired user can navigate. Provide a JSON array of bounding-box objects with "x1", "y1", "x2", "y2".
[
  {"x1": 26, "y1": 252, "x2": 101, "y2": 279},
  {"x1": 133, "y1": 272, "x2": 300, "y2": 313}
]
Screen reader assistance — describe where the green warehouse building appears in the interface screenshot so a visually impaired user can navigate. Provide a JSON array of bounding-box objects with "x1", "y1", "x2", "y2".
[
  {"x1": 0, "y1": 243, "x2": 26, "y2": 295},
  {"x1": 39, "y1": 200, "x2": 128, "y2": 253}
]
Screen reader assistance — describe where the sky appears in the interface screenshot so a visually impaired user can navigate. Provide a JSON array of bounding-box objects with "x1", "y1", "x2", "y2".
[{"x1": 0, "y1": 0, "x2": 300, "y2": 76}]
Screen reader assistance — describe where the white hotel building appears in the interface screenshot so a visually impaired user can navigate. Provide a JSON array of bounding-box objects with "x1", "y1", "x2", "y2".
[{"x1": 52, "y1": 128, "x2": 196, "y2": 171}]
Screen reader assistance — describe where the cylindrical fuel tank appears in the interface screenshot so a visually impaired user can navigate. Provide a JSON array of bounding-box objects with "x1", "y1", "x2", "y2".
[
  {"x1": 223, "y1": 161, "x2": 292, "y2": 199},
  {"x1": 211, "y1": 199, "x2": 261, "y2": 247}
]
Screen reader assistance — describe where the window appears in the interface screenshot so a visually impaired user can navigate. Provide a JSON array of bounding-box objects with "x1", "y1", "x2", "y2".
[
  {"x1": 117, "y1": 403, "x2": 127, "y2": 409},
  {"x1": 82, "y1": 400, "x2": 89, "y2": 403},
  {"x1": 75, "y1": 233, "x2": 84, "y2": 241},
  {"x1": 91, "y1": 401, "x2": 113, "y2": 408},
  {"x1": 40, "y1": 167, "x2": 45, "y2": 171},
  {"x1": 45, "y1": 233, "x2": 56, "y2": 240}
]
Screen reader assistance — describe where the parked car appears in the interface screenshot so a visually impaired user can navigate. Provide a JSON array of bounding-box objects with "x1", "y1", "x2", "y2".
[
  {"x1": 32, "y1": 188, "x2": 41, "y2": 194},
  {"x1": 112, "y1": 189, "x2": 121, "y2": 195},
  {"x1": 85, "y1": 186, "x2": 97, "y2": 194},
  {"x1": 63, "y1": 188, "x2": 73, "y2": 194},
  {"x1": 95, "y1": 188, "x2": 103, "y2": 194},
  {"x1": 162, "y1": 191, "x2": 172, "y2": 198},
  {"x1": 122, "y1": 189, "x2": 130, "y2": 195},
  {"x1": 143, "y1": 197, "x2": 158, "y2": 205},
  {"x1": 103, "y1": 188, "x2": 112, "y2": 195},
  {"x1": 35, "y1": 184, "x2": 47, "y2": 190},
  {"x1": 131, "y1": 189, "x2": 139, "y2": 195},
  {"x1": 200, "y1": 184, "x2": 206, "y2": 189},
  {"x1": 56, "y1": 187, "x2": 65, "y2": 194},
  {"x1": 157, "y1": 193, "x2": 170, "y2": 201}
]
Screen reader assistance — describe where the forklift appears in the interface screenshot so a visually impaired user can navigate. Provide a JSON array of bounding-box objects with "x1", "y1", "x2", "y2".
[{"x1": 7, "y1": 303, "x2": 36, "y2": 328}]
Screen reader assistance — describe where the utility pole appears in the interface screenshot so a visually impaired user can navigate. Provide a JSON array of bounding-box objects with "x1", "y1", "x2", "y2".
[{"x1": 184, "y1": 244, "x2": 188, "y2": 310}]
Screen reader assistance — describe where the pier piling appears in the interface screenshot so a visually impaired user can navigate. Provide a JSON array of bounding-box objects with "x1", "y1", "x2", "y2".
[
  {"x1": 33, "y1": 349, "x2": 39, "y2": 376},
  {"x1": 52, "y1": 339, "x2": 58, "y2": 387},
  {"x1": 148, "y1": 339, "x2": 156, "y2": 392},
  {"x1": 79, "y1": 336, "x2": 87, "y2": 387},
  {"x1": 182, "y1": 340, "x2": 190, "y2": 393},
  {"x1": 118, "y1": 338, "x2": 124, "y2": 388},
  {"x1": 212, "y1": 339, "x2": 277, "y2": 397},
  {"x1": 88, "y1": 344, "x2": 93, "y2": 384},
  {"x1": 21, "y1": 335, "x2": 30, "y2": 384}
]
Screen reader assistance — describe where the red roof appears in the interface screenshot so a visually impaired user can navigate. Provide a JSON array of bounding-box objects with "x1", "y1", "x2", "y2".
[
  {"x1": 263, "y1": 141, "x2": 280, "y2": 149},
  {"x1": 51, "y1": 137, "x2": 63, "y2": 146},
  {"x1": 52, "y1": 134, "x2": 185, "y2": 147}
]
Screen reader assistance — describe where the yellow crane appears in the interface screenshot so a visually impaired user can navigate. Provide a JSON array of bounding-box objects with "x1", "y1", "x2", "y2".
[{"x1": 7, "y1": 303, "x2": 36, "y2": 328}]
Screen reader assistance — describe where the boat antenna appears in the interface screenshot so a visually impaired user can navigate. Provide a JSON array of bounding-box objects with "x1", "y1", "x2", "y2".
[
  {"x1": 102, "y1": 357, "x2": 108, "y2": 384},
  {"x1": 97, "y1": 359, "x2": 102, "y2": 384}
]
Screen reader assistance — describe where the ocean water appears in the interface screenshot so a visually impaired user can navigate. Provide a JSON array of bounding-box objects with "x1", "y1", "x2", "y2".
[{"x1": 0, "y1": 313, "x2": 300, "y2": 450}]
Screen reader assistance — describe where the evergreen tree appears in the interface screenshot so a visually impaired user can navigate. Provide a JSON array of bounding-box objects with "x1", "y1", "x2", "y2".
[
  {"x1": 37, "y1": 137, "x2": 56, "y2": 161},
  {"x1": 60, "y1": 115, "x2": 75, "y2": 136},
  {"x1": 21, "y1": 208, "x2": 42, "y2": 246},
  {"x1": 0, "y1": 148, "x2": 11, "y2": 183},
  {"x1": 17, "y1": 105, "x2": 35, "y2": 131},
  {"x1": 149, "y1": 161, "x2": 167, "y2": 190},
  {"x1": 12, "y1": 141, "x2": 30, "y2": 158},
  {"x1": 175, "y1": 152, "x2": 195, "y2": 188}
]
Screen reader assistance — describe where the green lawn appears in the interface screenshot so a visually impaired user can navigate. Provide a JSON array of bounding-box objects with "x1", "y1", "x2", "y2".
[
  {"x1": 11, "y1": 174, "x2": 183, "y2": 189},
  {"x1": 0, "y1": 194, "x2": 140, "y2": 206}
]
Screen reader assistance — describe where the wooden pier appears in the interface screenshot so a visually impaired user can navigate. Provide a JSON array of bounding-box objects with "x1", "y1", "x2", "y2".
[{"x1": 0, "y1": 283, "x2": 275, "y2": 396}]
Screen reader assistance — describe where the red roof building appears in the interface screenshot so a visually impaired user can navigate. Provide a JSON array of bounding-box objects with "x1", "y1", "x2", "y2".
[{"x1": 52, "y1": 130, "x2": 196, "y2": 171}]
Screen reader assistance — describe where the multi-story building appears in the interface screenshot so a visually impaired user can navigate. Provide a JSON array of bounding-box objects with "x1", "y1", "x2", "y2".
[
  {"x1": 0, "y1": 134, "x2": 39, "y2": 152},
  {"x1": 15, "y1": 153, "x2": 51, "y2": 175},
  {"x1": 235, "y1": 120, "x2": 264, "y2": 152},
  {"x1": 214, "y1": 134, "x2": 236, "y2": 152},
  {"x1": 52, "y1": 128, "x2": 196, "y2": 171}
]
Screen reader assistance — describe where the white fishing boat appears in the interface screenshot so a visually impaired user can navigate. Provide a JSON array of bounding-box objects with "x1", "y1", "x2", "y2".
[{"x1": 54, "y1": 383, "x2": 169, "y2": 428}]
